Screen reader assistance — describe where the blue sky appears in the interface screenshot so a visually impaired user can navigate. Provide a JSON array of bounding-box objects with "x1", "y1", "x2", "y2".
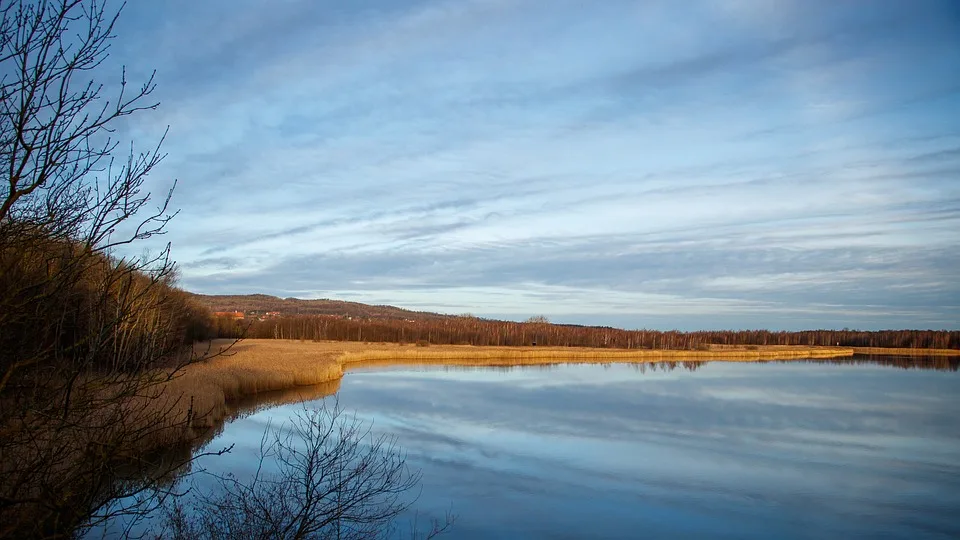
[{"x1": 106, "y1": 0, "x2": 960, "y2": 330}]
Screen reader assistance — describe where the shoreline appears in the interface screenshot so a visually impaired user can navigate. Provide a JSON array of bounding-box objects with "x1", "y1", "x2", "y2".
[
  {"x1": 168, "y1": 340, "x2": 855, "y2": 431},
  {"x1": 852, "y1": 346, "x2": 960, "y2": 356},
  {"x1": 336, "y1": 343, "x2": 855, "y2": 367},
  {"x1": 162, "y1": 340, "x2": 952, "y2": 440}
]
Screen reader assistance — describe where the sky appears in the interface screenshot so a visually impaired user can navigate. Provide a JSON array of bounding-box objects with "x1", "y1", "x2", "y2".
[{"x1": 102, "y1": 0, "x2": 960, "y2": 330}]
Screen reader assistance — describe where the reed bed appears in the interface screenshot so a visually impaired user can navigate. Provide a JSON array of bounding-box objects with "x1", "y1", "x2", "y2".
[
  {"x1": 852, "y1": 347, "x2": 960, "y2": 356},
  {"x1": 142, "y1": 340, "x2": 343, "y2": 444},
  {"x1": 338, "y1": 344, "x2": 855, "y2": 366}
]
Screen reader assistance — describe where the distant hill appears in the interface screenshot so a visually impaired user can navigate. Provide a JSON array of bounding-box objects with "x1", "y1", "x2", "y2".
[
  {"x1": 189, "y1": 293, "x2": 451, "y2": 320},
  {"x1": 190, "y1": 294, "x2": 960, "y2": 351}
]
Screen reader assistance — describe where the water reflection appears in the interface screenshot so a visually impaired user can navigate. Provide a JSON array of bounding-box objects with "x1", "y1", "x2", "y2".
[
  {"x1": 223, "y1": 378, "x2": 342, "y2": 421},
  {"x1": 140, "y1": 380, "x2": 344, "y2": 487},
  {"x1": 758, "y1": 355, "x2": 959, "y2": 372},
  {"x1": 159, "y1": 357, "x2": 960, "y2": 539},
  {"x1": 346, "y1": 355, "x2": 959, "y2": 377},
  {"x1": 846, "y1": 354, "x2": 959, "y2": 371},
  {"x1": 284, "y1": 359, "x2": 958, "y2": 539}
]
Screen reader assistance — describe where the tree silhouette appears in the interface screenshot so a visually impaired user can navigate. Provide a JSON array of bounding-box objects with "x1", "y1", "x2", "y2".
[
  {"x1": 0, "y1": 1, "x2": 214, "y2": 536},
  {"x1": 158, "y1": 404, "x2": 454, "y2": 540}
]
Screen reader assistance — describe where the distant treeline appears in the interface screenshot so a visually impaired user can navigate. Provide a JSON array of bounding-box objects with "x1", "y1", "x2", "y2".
[{"x1": 215, "y1": 315, "x2": 959, "y2": 350}]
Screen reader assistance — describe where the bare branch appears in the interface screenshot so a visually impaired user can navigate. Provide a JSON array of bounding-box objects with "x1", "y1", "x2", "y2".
[
  {"x1": 0, "y1": 2, "x2": 216, "y2": 537},
  {"x1": 158, "y1": 403, "x2": 455, "y2": 540}
]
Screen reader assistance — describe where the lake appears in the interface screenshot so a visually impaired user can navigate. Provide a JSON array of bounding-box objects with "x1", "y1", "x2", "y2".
[{"x1": 177, "y1": 356, "x2": 960, "y2": 539}]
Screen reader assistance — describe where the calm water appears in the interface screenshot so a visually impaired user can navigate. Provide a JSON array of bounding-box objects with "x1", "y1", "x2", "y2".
[{"x1": 186, "y1": 358, "x2": 960, "y2": 539}]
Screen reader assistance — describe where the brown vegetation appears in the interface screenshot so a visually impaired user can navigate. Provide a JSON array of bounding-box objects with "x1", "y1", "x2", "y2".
[
  {"x1": 0, "y1": 1, "x2": 217, "y2": 535},
  {"x1": 0, "y1": 236, "x2": 216, "y2": 536},
  {"x1": 215, "y1": 312, "x2": 960, "y2": 350},
  {"x1": 852, "y1": 347, "x2": 960, "y2": 357},
  {"x1": 338, "y1": 343, "x2": 855, "y2": 365},
  {"x1": 166, "y1": 341, "x2": 345, "y2": 433}
]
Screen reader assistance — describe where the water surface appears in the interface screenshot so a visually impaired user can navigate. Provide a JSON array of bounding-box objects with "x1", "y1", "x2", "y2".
[{"x1": 194, "y1": 358, "x2": 960, "y2": 539}]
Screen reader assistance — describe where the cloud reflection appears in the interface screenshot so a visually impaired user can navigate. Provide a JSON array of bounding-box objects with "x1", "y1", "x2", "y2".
[{"x1": 198, "y1": 362, "x2": 960, "y2": 539}]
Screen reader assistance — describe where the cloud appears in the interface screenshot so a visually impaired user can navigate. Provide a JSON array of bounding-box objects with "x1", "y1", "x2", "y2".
[{"x1": 99, "y1": 0, "x2": 960, "y2": 330}]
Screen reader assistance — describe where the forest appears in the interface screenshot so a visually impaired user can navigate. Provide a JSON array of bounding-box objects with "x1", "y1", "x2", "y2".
[{"x1": 214, "y1": 313, "x2": 960, "y2": 350}]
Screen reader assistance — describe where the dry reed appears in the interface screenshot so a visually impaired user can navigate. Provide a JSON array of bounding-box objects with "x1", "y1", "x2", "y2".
[
  {"x1": 852, "y1": 347, "x2": 960, "y2": 356},
  {"x1": 142, "y1": 340, "x2": 342, "y2": 444},
  {"x1": 338, "y1": 344, "x2": 854, "y2": 366}
]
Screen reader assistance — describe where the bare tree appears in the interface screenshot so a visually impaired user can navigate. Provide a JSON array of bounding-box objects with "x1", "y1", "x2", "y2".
[
  {"x1": 0, "y1": 1, "x2": 221, "y2": 537},
  {"x1": 158, "y1": 404, "x2": 455, "y2": 540},
  {"x1": 0, "y1": 3, "x2": 446, "y2": 539},
  {"x1": 0, "y1": 0, "x2": 172, "y2": 241}
]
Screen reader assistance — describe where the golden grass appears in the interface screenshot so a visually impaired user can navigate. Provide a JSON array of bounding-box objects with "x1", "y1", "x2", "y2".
[
  {"x1": 338, "y1": 343, "x2": 855, "y2": 366},
  {"x1": 141, "y1": 340, "x2": 343, "y2": 444},
  {"x1": 852, "y1": 347, "x2": 960, "y2": 356}
]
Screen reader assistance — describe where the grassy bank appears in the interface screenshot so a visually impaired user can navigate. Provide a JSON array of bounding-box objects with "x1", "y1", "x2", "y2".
[
  {"x1": 338, "y1": 343, "x2": 855, "y2": 365},
  {"x1": 156, "y1": 341, "x2": 344, "y2": 434},
  {"x1": 852, "y1": 347, "x2": 960, "y2": 356}
]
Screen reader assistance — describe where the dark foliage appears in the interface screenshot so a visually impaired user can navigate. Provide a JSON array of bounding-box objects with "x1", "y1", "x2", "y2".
[
  {"x1": 0, "y1": 1, "x2": 214, "y2": 536},
  {"x1": 218, "y1": 313, "x2": 959, "y2": 350}
]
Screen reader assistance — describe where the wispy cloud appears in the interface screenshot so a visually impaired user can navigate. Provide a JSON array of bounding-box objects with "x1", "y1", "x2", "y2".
[{"x1": 104, "y1": 0, "x2": 960, "y2": 329}]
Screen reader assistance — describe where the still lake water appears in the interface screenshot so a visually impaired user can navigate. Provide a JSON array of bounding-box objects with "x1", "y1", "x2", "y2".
[{"x1": 191, "y1": 357, "x2": 960, "y2": 539}]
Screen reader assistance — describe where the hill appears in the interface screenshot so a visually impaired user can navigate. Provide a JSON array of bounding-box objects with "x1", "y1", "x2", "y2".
[
  {"x1": 189, "y1": 293, "x2": 450, "y2": 321},
  {"x1": 190, "y1": 294, "x2": 959, "y2": 351}
]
